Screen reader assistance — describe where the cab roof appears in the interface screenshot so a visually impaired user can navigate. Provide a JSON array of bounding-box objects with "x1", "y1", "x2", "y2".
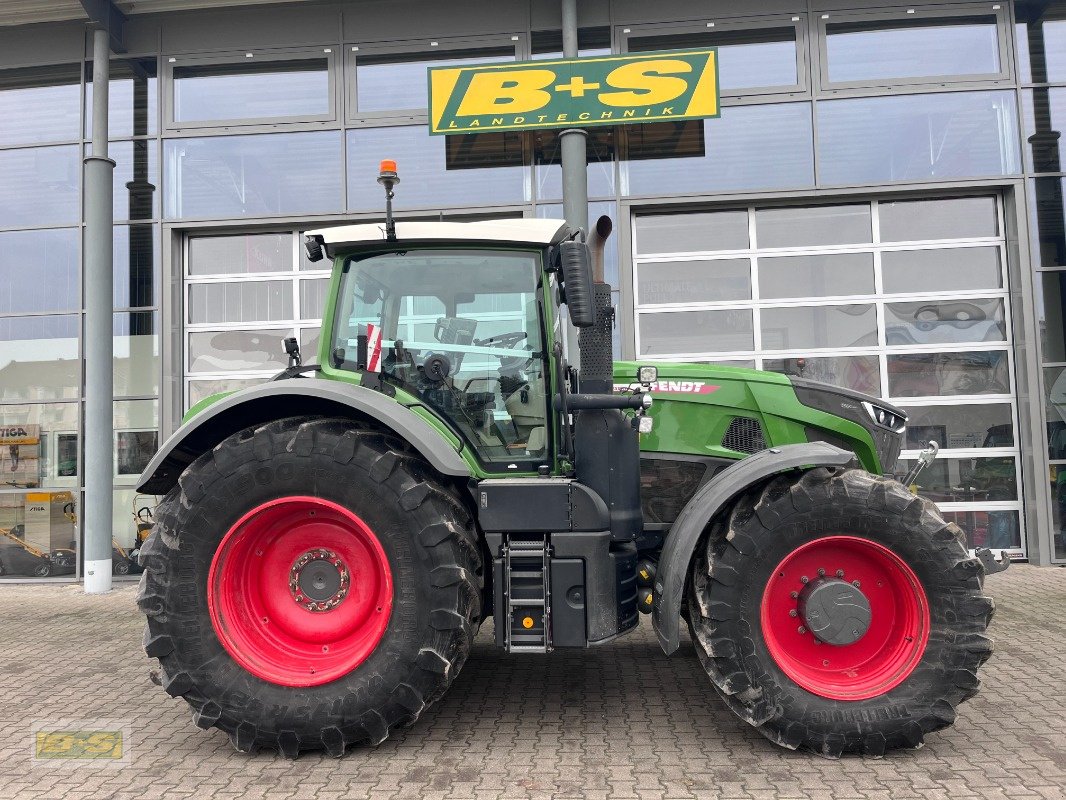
[{"x1": 306, "y1": 219, "x2": 570, "y2": 256}]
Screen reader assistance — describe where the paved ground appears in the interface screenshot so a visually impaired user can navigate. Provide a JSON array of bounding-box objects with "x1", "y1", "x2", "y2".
[{"x1": 0, "y1": 565, "x2": 1063, "y2": 800}]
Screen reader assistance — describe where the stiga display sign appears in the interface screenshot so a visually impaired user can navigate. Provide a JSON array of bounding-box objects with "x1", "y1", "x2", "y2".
[{"x1": 428, "y1": 49, "x2": 718, "y2": 135}]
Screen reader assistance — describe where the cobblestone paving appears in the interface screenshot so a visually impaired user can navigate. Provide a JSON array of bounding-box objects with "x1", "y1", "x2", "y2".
[{"x1": 0, "y1": 564, "x2": 1063, "y2": 800}]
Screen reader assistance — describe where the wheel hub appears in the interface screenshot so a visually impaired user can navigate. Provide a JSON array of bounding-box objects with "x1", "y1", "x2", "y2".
[
  {"x1": 290, "y1": 548, "x2": 350, "y2": 611},
  {"x1": 798, "y1": 577, "x2": 872, "y2": 646}
]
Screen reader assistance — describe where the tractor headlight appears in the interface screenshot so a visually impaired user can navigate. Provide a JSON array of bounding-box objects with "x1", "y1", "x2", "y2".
[
  {"x1": 638, "y1": 365, "x2": 658, "y2": 385},
  {"x1": 862, "y1": 401, "x2": 906, "y2": 433}
]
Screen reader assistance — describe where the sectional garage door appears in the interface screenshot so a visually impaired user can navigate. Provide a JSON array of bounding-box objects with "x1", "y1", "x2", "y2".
[{"x1": 633, "y1": 196, "x2": 1024, "y2": 557}]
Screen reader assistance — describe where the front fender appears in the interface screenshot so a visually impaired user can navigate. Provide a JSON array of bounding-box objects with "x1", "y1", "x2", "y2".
[
  {"x1": 137, "y1": 379, "x2": 470, "y2": 494},
  {"x1": 652, "y1": 442, "x2": 856, "y2": 655}
]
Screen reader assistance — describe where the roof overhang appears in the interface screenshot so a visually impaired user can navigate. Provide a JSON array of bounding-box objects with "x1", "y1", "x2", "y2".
[
  {"x1": 306, "y1": 219, "x2": 571, "y2": 256},
  {"x1": 0, "y1": 0, "x2": 321, "y2": 28}
]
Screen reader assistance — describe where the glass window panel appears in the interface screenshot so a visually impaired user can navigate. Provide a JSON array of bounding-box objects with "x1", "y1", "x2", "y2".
[
  {"x1": 759, "y1": 253, "x2": 874, "y2": 298},
  {"x1": 1044, "y1": 366, "x2": 1066, "y2": 458},
  {"x1": 1050, "y1": 464, "x2": 1066, "y2": 559},
  {"x1": 538, "y1": 201, "x2": 618, "y2": 285},
  {"x1": 187, "y1": 329, "x2": 291, "y2": 373},
  {"x1": 940, "y1": 509, "x2": 1021, "y2": 551},
  {"x1": 114, "y1": 224, "x2": 158, "y2": 310},
  {"x1": 188, "y1": 233, "x2": 292, "y2": 276},
  {"x1": 1039, "y1": 271, "x2": 1066, "y2": 364},
  {"x1": 0, "y1": 64, "x2": 80, "y2": 147},
  {"x1": 173, "y1": 58, "x2": 329, "y2": 123},
  {"x1": 347, "y1": 127, "x2": 527, "y2": 210},
  {"x1": 116, "y1": 431, "x2": 158, "y2": 477},
  {"x1": 885, "y1": 299, "x2": 1006, "y2": 346},
  {"x1": 902, "y1": 403, "x2": 1014, "y2": 450},
  {"x1": 887, "y1": 350, "x2": 1010, "y2": 397},
  {"x1": 107, "y1": 139, "x2": 159, "y2": 222},
  {"x1": 0, "y1": 491, "x2": 79, "y2": 573},
  {"x1": 763, "y1": 355, "x2": 880, "y2": 395},
  {"x1": 534, "y1": 127, "x2": 615, "y2": 200},
  {"x1": 188, "y1": 282, "x2": 293, "y2": 324},
  {"x1": 112, "y1": 488, "x2": 154, "y2": 551},
  {"x1": 882, "y1": 248, "x2": 1002, "y2": 295},
  {"x1": 188, "y1": 376, "x2": 268, "y2": 407},
  {"x1": 893, "y1": 456, "x2": 1018, "y2": 503},
  {"x1": 816, "y1": 91, "x2": 1020, "y2": 185},
  {"x1": 825, "y1": 16, "x2": 1000, "y2": 83},
  {"x1": 623, "y1": 104, "x2": 814, "y2": 196},
  {"x1": 86, "y1": 58, "x2": 158, "y2": 139},
  {"x1": 114, "y1": 311, "x2": 159, "y2": 397},
  {"x1": 300, "y1": 279, "x2": 329, "y2": 319},
  {"x1": 355, "y1": 48, "x2": 515, "y2": 112},
  {"x1": 639, "y1": 309, "x2": 754, "y2": 355},
  {"x1": 164, "y1": 131, "x2": 343, "y2": 219},
  {"x1": 879, "y1": 197, "x2": 998, "y2": 242},
  {"x1": 629, "y1": 27, "x2": 798, "y2": 91},
  {"x1": 634, "y1": 211, "x2": 749, "y2": 255},
  {"x1": 1016, "y1": 15, "x2": 1066, "y2": 84},
  {"x1": 1029, "y1": 178, "x2": 1066, "y2": 269},
  {"x1": 531, "y1": 28, "x2": 612, "y2": 60},
  {"x1": 299, "y1": 327, "x2": 321, "y2": 361},
  {"x1": 1021, "y1": 88, "x2": 1066, "y2": 173},
  {"x1": 0, "y1": 403, "x2": 79, "y2": 489},
  {"x1": 760, "y1": 305, "x2": 877, "y2": 350},
  {"x1": 0, "y1": 229, "x2": 78, "y2": 314},
  {"x1": 757, "y1": 204, "x2": 871, "y2": 248},
  {"x1": 0, "y1": 315, "x2": 79, "y2": 402},
  {"x1": 0, "y1": 145, "x2": 79, "y2": 227},
  {"x1": 638, "y1": 259, "x2": 750, "y2": 305}
]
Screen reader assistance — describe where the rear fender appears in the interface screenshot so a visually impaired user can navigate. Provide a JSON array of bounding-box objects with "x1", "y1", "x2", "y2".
[
  {"x1": 652, "y1": 442, "x2": 856, "y2": 655},
  {"x1": 136, "y1": 378, "x2": 470, "y2": 494}
]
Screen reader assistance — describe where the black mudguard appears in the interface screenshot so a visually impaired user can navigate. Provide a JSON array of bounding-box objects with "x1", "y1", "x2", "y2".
[
  {"x1": 651, "y1": 442, "x2": 856, "y2": 655},
  {"x1": 136, "y1": 378, "x2": 470, "y2": 494}
]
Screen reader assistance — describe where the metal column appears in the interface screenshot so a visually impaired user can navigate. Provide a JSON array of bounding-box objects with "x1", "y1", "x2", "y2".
[
  {"x1": 83, "y1": 26, "x2": 116, "y2": 592},
  {"x1": 559, "y1": 0, "x2": 588, "y2": 369}
]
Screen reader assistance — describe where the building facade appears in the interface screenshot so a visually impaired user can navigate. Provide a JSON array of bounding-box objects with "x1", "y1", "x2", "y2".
[{"x1": 0, "y1": 0, "x2": 1064, "y2": 580}]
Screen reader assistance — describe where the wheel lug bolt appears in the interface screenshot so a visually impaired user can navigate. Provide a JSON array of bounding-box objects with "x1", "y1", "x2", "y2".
[
  {"x1": 800, "y1": 576, "x2": 809, "y2": 584},
  {"x1": 789, "y1": 609, "x2": 798, "y2": 617},
  {"x1": 836, "y1": 569, "x2": 845, "y2": 578},
  {"x1": 322, "y1": 645, "x2": 329, "y2": 653},
  {"x1": 817, "y1": 568, "x2": 826, "y2": 577},
  {"x1": 822, "y1": 659, "x2": 829, "y2": 667},
  {"x1": 852, "y1": 580, "x2": 861, "y2": 588},
  {"x1": 797, "y1": 626, "x2": 807, "y2": 634},
  {"x1": 789, "y1": 591, "x2": 799, "y2": 599}
]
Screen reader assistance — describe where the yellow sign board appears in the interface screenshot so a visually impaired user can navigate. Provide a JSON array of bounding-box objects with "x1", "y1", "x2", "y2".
[
  {"x1": 0, "y1": 423, "x2": 39, "y2": 446},
  {"x1": 429, "y1": 49, "x2": 719, "y2": 135}
]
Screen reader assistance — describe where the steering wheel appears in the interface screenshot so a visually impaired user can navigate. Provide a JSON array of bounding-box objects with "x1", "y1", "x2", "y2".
[
  {"x1": 474, "y1": 331, "x2": 527, "y2": 348},
  {"x1": 473, "y1": 331, "x2": 531, "y2": 373}
]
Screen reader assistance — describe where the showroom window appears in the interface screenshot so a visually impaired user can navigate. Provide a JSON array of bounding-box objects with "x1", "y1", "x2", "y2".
[
  {"x1": 347, "y1": 37, "x2": 518, "y2": 121},
  {"x1": 820, "y1": 9, "x2": 1007, "y2": 87},
  {"x1": 165, "y1": 50, "x2": 336, "y2": 128},
  {"x1": 633, "y1": 196, "x2": 1023, "y2": 555}
]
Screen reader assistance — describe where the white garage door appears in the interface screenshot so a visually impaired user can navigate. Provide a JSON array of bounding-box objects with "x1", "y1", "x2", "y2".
[{"x1": 633, "y1": 196, "x2": 1024, "y2": 557}]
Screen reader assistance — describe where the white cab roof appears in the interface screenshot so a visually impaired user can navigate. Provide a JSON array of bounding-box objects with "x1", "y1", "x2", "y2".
[{"x1": 306, "y1": 219, "x2": 569, "y2": 252}]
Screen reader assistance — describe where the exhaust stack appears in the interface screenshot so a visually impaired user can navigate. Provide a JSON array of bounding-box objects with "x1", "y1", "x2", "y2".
[{"x1": 578, "y1": 215, "x2": 615, "y2": 394}]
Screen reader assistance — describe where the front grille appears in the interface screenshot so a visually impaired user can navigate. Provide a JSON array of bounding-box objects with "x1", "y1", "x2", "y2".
[{"x1": 722, "y1": 417, "x2": 766, "y2": 454}]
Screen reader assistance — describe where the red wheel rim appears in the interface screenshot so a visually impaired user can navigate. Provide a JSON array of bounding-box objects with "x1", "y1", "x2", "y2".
[
  {"x1": 208, "y1": 496, "x2": 392, "y2": 687},
  {"x1": 759, "y1": 535, "x2": 929, "y2": 701}
]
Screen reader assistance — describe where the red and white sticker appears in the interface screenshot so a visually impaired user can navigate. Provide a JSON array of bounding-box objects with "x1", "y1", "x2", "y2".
[
  {"x1": 366, "y1": 323, "x2": 382, "y2": 373},
  {"x1": 614, "y1": 381, "x2": 719, "y2": 395}
]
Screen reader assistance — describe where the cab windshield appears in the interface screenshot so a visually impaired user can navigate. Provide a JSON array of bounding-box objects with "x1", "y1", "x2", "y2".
[{"x1": 332, "y1": 248, "x2": 550, "y2": 469}]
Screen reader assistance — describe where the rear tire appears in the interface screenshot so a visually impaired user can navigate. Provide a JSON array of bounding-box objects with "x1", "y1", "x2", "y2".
[
  {"x1": 137, "y1": 417, "x2": 481, "y2": 756},
  {"x1": 688, "y1": 466, "x2": 994, "y2": 757}
]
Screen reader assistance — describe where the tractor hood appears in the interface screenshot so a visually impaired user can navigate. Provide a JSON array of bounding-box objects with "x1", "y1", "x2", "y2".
[{"x1": 613, "y1": 361, "x2": 906, "y2": 474}]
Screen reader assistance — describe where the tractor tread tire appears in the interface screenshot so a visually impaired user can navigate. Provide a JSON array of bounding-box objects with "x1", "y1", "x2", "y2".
[
  {"x1": 688, "y1": 466, "x2": 993, "y2": 757},
  {"x1": 137, "y1": 416, "x2": 481, "y2": 757}
]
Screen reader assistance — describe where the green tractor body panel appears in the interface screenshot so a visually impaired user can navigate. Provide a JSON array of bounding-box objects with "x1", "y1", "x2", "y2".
[{"x1": 613, "y1": 361, "x2": 886, "y2": 474}]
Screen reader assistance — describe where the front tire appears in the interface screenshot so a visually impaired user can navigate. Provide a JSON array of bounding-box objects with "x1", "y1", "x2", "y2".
[
  {"x1": 688, "y1": 467, "x2": 994, "y2": 756},
  {"x1": 137, "y1": 417, "x2": 481, "y2": 756}
]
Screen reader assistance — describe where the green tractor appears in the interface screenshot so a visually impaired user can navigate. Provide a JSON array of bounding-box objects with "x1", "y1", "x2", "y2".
[{"x1": 137, "y1": 163, "x2": 996, "y2": 758}]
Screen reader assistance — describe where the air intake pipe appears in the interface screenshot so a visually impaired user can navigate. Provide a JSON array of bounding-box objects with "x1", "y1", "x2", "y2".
[{"x1": 578, "y1": 215, "x2": 615, "y2": 394}]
